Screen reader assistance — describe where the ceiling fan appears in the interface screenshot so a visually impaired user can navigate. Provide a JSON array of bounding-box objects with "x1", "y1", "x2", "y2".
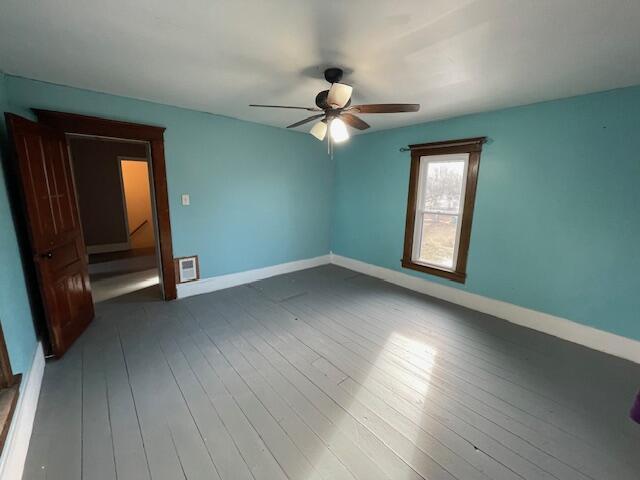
[{"x1": 250, "y1": 67, "x2": 420, "y2": 144}]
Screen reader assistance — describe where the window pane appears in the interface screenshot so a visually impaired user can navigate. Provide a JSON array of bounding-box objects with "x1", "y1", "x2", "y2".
[
  {"x1": 424, "y1": 160, "x2": 465, "y2": 213},
  {"x1": 419, "y1": 213, "x2": 458, "y2": 268}
]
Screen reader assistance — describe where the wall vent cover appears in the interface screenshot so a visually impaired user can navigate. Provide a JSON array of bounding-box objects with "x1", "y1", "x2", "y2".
[{"x1": 176, "y1": 256, "x2": 199, "y2": 283}]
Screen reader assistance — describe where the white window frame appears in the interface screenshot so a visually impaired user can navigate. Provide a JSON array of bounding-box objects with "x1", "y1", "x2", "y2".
[{"x1": 411, "y1": 153, "x2": 470, "y2": 272}]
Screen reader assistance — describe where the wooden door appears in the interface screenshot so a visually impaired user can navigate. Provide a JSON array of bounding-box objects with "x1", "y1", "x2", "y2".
[{"x1": 6, "y1": 114, "x2": 94, "y2": 357}]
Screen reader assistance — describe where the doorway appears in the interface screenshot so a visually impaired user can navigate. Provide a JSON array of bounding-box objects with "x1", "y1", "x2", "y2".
[
  {"x1": 67, "y1": 136, "x2": 162, "y2": 303},
  {"x1": 5, "y1": 110, "x2": 176, "y2": 358},
  {"x1": 34, "y1": 109, "x2": 177, "y2": 303}
]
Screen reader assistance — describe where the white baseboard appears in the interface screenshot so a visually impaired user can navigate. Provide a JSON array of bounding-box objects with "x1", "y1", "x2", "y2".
[
  {"x1": 330, "y1": 254, "x2": 640, "y2": 364},
  {"x1": 177, "y1": 255, "x2": 331, "y2": 299},
  {"x1": 0, "y1": 342, "x2": 45, "y2": 480}
]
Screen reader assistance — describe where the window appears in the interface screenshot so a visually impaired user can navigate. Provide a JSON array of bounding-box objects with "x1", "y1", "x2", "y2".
[{"x1": 402, "y1": 137, "x2": 485, "y2": 283}]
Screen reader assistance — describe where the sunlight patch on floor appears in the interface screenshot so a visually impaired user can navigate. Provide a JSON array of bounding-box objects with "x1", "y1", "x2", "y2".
[
  {"x1": 388, "y1": 332, "x2": 437, "y2": 395},
  {"x1": 315, "y1": 331, "x2": 438, "y2": 479}
]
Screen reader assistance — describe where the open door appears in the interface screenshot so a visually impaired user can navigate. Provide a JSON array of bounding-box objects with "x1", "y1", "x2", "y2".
[{"x1": 5, "y1": 114, "x2": 94, "y2": 357}]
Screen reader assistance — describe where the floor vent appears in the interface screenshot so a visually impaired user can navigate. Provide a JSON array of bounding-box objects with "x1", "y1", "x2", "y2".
[{"x1": 175, "y1": 256, "x2": 199, "y2": 283}]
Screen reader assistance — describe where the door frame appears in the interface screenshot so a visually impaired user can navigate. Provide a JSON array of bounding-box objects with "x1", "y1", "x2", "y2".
[{"x1": 35, "y1": 109, "x2": 177, "y2": 300}]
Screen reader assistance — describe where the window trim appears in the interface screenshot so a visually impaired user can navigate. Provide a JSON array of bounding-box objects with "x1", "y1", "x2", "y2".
[
  {"x1": 411, "y1": 153, "x2": 469, "y2": 272},
  {"x1": 402, "y1": 137, "x2": 486, "y2": 283}
]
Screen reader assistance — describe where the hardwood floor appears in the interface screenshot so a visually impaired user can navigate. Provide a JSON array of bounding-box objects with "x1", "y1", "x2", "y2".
[{"x1": 22, "y1": 265, "x2": 640, "y2": 480}]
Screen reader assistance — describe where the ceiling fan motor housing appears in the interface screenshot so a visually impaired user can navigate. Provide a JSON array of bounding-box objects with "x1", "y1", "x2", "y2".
[{"x1": 324, "y1": 67, "x2": 344, "y2": 84}]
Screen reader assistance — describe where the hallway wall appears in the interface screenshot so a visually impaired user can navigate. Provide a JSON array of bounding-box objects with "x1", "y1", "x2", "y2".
[
  {"x1": 121, "y1": 159, "x2": 155, "y2": 249},
  {"x1": 69, "y1": 137, "x2": 148, "y2": 251}
]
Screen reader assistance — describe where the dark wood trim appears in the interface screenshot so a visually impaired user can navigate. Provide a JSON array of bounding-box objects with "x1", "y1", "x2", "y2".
[
  {"x1": 35, "y1": 109, "x2": 177, "y2": 300},
  {"x1": 402, "y1": 149, "x2": 422, "y2": 266},
  {"x1": 0, "y1": 326, "x2": 15, "y2": 389},
  {"x1": 402, "y1": 137, "x2": 486, "y2": 283},
  {"x1": 401, "y1": 259, "x2": 467, "y2": 283},
  {"x1": 33, "y1": 109, "x2": 165, "y2": 140},
  {"x1": 409, "y1": 136, "x2": 486, "y2": 152},
  {"x1": 0, "y1": 321, "x2": 19, "y2": 457},
  {"x1": 174, "y1": 255, "x2": 200, "y2": 284},
  {"x1": 0, "y1": 379, "x2": 20, "y2": 456}
]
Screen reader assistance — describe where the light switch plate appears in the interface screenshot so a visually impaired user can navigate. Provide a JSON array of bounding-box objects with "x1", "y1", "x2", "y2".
[{"x1": 181, "y1": 194, "x2": 190, "y2": 206}]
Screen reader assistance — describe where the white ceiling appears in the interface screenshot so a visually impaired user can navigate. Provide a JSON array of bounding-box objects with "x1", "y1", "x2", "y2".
[{"x1": 1, "y1": 0, "x2": 640, "y2": 133}]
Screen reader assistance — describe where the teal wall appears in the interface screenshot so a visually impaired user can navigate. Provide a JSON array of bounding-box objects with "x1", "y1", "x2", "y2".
[
  {"x1": 0, "y1": 72, "x2": 38, "y2": 374},
  {"x1": 5, "y1": 76, "x2": 334, "y2": 279},
  {"x1": 332, "y1": 86, "x2": 640, "y2": 341}
]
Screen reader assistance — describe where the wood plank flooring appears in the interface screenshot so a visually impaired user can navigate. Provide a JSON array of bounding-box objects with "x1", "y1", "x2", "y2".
[{"x1": 22, "y1": 265, "x2": 640, "y2": 480}]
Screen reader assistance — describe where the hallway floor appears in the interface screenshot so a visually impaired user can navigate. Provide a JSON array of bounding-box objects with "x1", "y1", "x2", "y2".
[{"x1": 90, "y1": 268, "x2": 160, "y2": 303}]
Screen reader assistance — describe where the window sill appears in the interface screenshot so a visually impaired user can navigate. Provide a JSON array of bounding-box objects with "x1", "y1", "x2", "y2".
[
  {"x1": 0, "y1": 375, "x2": 21, "y2": 456},
  {"x1": 401, "y1": 259, "x2": 466, "y2": 283}
]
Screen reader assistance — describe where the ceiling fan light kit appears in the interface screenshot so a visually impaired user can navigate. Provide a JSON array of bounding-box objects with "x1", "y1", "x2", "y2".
[
  {"x1": 327, "y1": 83, "x2": 353, "y2": 109},
  {"x1": 329, "y1": 118, "x2": 349, "y2": 143},
  {"x1": 250, "y1": 67, "x2": 420, "y2": 150},
  {"x1": 310, "y1": 121, "x2": 327, "y2": 141}
]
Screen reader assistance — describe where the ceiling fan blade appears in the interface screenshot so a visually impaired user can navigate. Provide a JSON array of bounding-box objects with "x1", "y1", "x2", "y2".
[
  {"x1": 286, "y1": 114, "x2": 325, "y2": 129},
  {"x1": 348, "y1": 103, "x2": 420, "y2": 114},
  {"x1": 250, "y1": 104, "x2": 320, "y2": 111},
  {"x1": 340, "y1": 113, "x2": 370, "y2": 130},
  {"x1": 327, "y1": 83, "x2": 353, "y2": 109}
]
